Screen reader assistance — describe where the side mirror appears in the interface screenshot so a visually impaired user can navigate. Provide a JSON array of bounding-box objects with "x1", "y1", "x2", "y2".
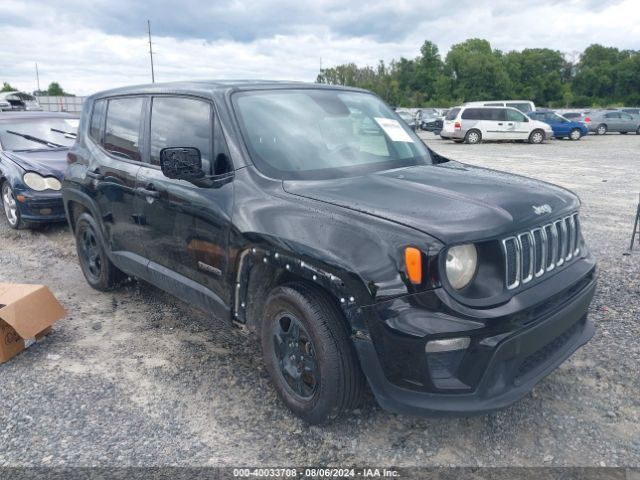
[{"x1": 159, "y1": 147, "x2": 205, "y2": 181}]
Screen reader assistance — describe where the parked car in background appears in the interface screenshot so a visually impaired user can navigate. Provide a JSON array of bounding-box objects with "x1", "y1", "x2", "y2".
[
  {"x1": 418, "y1": 111, "x2": 440, "y2": 131},
  {"x1": 0, "y1": 92, "x2": 43, "y2": 111},
  {"x1": 0, "y1": 99, "x2": 11, "y2": 111},
  {"x1": 561, "y1": 111, "x2": 591, "y2": 122},
  {"x1": 441, "y1": 106, "x2": 552, "y2": 144},
  {"x1": 527, "y1": 110, "x2": 589, "y2": 140},
  {"x1": 63, "y1": 81, "x2": 595, "y2": 424},
  {"x1": 587, "y1": 110, "x2": 640, "y2": 135},
  {"x1": 621, "y1": 108, "x2": 640, "y2": 116},
  {"x1": 464, "y1": 100, "x2": 536, "y2": 113},
  {"x1": 397, "y1": 111, "x2": 416, "y2": 130},
  {"x1": 0, "y1": 112, "x2": 78, "y2": 228}
]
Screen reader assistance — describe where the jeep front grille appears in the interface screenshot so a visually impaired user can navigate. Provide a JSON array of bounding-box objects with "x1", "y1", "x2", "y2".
[{"x1": 502, "y1": 213, "x2": 581, "y2": 290}]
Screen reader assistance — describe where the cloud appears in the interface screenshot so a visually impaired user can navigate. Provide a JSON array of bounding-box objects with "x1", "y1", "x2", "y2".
[{"x1": 0, "y1": 0, "x2": 637, "y2": 95}]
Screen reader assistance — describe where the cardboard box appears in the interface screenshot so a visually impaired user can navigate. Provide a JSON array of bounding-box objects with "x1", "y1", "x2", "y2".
[{"x1": 0, "y1": 283, "x2": 65, "y2": 364}]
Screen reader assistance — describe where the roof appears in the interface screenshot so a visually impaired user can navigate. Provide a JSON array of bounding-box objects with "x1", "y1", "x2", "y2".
[
  {"x1": 88, "y1": 79, "x2": 369, "y2": 100},
  {"x1": 0, "y1": 111, "x2": 79, "y2": 121}
]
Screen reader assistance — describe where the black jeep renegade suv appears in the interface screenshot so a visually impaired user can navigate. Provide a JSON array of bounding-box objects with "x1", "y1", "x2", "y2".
[{"x1": 62, "y1": 81, "x2": 596, "y2": 424}]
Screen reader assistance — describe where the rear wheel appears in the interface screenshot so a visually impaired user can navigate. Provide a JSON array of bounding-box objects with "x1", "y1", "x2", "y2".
[
  {"x1": 596, "y1": 124, "x2": 607, "y2": 135},
  {"x1": 620, "y1": 131, "x2": 628, "y2": 135},
  {"x1": 464, "y1": 129, "x2": 482, "y2": 144},
  {"x1": 569, "y1": 128, "x2": 582, "y2": 141},
  {"x1": 261, "y1": 283, "x2": 364, "y2": 424},
  {"x1": 529, "y1": 129, "x2": 545, "y2": 144},
  {"x1": 75, "y1": 213, "x2": 124, "y2": 291},
  {"x1": 1, "y1": 182, "x2": 25, "y2": 230}
]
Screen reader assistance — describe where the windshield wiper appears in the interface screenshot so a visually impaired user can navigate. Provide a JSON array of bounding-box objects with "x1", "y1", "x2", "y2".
[
  {"x1": 51, "y1": 128, "x2": 77, "y2": 139},
  {"x1": 6, "y1": 130, "x2": 64, "y2": 148}
]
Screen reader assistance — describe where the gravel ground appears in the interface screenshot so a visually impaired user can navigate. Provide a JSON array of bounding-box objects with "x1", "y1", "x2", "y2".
[{"x1": 0, "y1": 133, "x2": 638, "y2": 468}]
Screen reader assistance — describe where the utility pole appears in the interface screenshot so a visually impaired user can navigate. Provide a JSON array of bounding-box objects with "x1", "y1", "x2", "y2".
[
  {"x1": 35, "y1": 63, "x2": 41, "y2": 94},
  {"x1": 147, "y1": 20, "x2": 155, "y2": 83}
]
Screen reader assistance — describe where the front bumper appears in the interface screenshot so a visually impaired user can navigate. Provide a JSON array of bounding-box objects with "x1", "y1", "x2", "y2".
[
  {"x1": 354, "y1": 255, "x2": 596, "y2": 415},
  {"x1": 16, "y1": 191, "x2": 66, "y2": 223}
]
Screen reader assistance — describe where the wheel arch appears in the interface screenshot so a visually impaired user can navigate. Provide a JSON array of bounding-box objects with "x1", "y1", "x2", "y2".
[{"x1": 234, "y1": 247, "x2": 368, "y2": 336}]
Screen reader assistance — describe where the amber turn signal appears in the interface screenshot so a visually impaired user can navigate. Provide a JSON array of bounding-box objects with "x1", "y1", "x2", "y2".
[{"x1": 404, "y1": 247, "x2": 422, "y2": 284}]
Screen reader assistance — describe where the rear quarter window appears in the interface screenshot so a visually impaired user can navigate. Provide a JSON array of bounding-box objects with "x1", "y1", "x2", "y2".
[
  {"x1": 445, "y1": 108, "x2": 461, "y2": 121},
  {"x1": 104, "y1": 97, "x2": 144, "y2": 161},
  {"x1": 89, "y1": 99, "x2": 106, "y2": 145}
]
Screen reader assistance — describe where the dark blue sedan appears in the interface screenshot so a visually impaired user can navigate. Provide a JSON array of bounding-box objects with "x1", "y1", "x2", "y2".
[
  {"x1": 0, "y1": 112, "x2": 78, "y2": 229},
  {"x1": 528, "y1": 110, "x2": 589, "y2": 140}
]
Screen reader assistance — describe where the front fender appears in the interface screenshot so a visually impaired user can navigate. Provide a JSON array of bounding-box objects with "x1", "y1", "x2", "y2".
[{"x1": 229, "y1": 168, "x2": 444, "y2": 321}]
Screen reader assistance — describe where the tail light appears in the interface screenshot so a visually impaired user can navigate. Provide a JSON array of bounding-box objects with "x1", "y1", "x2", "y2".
[
  {"x1": 454, "y1": 121, "x2": 461, "y2": 130},
  {"x1": 584, "y1": 117, "x2": 591, "y2": 123}
]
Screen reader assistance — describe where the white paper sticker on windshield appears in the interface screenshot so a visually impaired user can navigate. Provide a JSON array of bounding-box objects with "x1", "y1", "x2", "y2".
[
  {"x1": 65, "y1": 119, "x2": 80, "y2": 128},
  {"x1": 374, "y1": 117, "x2": 414, "y2": 143}
]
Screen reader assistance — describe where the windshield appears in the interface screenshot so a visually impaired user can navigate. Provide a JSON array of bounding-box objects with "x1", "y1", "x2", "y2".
[
  {"x1": 0, "y1": 117, "x2": 78, "y2": 150},
  {"x1": 233, "y1": 89, "x2": 432, "y2": 180}
]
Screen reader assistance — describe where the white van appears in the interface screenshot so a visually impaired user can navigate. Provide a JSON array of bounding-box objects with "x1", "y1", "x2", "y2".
[
  {"x1": 464, "y1": 100, "x2": 536, "y2": 113},
  {"x1": 440, "y1": 106, "x2": 553, "y2": 144}
]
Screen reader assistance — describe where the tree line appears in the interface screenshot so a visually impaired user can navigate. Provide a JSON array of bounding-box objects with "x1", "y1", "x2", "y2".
[
  {"x1": 2, "y1": 81, "x2": 73, "y2": 96},
  {"x1": 316, "y1": 39, "x2": 640, "y2": 108}
]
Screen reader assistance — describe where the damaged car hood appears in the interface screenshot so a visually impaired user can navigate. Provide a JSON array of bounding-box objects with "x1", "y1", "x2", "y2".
[
  {"x1": 4, "y1": 149, "x2": 69, "y2": 179},
  {"x1": 283, "y1": 162, "x2": 579, "y2": 244}
]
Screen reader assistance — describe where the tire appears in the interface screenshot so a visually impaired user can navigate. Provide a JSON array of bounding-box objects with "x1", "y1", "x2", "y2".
[
  {"x1": 620, "y1": 131, "x2": 627, "y2": 135},
  {"x1": 569, "y1": 128, "x2": 582, "y2": 141},
  {"x1": 529, "y1": 129, "x2": 545, "y2": 144},
  {"x1": 596, "y1": 124, "x2": 607, "y2": 135},
  {"x1": 74, "y1": 213, "x2": 124, "y2": 291},
  {"x1": 1, "y1": 181, "x2": 25, "y2": 229},
  {"x1": 464, "y1": 129, "x2": 482, "y2": 144},
  {"x1": 260, "y1": 283, "x2": 364, "y2": 424}
]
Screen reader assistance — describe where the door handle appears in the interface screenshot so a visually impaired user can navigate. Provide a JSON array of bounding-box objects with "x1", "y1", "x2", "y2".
[
  {"x1": 86, "y1": 169, "x2": 104, "y2": 180},
  {"x1": 497, "y1": 123, "x2": 503, "y2": 125},
  {"x1": 136, "y1": 184, "x2": 160, "y2": 199},
  {"x1": 507, "y1": 123, "x2": 514, "y2": 126}
]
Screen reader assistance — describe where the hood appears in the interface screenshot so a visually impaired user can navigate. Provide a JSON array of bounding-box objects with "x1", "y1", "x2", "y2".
[
  {"x1": 283, "y1": 162, "x2": 579, "y2": 244},
  {"x1": 5, "y1": 149, "x2": 69, "y2": 179}
]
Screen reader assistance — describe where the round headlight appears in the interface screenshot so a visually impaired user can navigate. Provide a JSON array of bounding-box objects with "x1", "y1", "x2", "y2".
[
  {"x1": 47, "y1": 178, "x2": 62, "y2": 191},
  {"x1": 23, "y1": 173, "x2": 61, "y2": 191},
  {"x1": 23, "y1": 172, "x2": 48, "y2": 191},
  {"x1": 445, "y1": 244, "x2": 478, "y2": 290}
]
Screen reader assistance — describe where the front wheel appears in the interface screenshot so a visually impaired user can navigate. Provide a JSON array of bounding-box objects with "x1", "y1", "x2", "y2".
[
  {"x1": 74, "y1": 213, "x2": 124, "y2": 291},
  {"x1": 569, "y1": 128, "x2": 582, "y2": 141},
  {"x1": 596, "y1": 124, "x2": 607, "y2": 135},
  {"x1": 1, "y1": 182, "x2": 25, "y2": 229},
  {"x1": 261, "y1": 284, "x2": 364, "y2": 424},
  {"x1": 529, "y1": 129, "x2": 545, "y2": 144}
]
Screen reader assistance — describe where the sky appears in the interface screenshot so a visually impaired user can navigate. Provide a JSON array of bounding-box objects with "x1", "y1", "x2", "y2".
[{"x1": 1, "y1": 0, "x2": 639, "y2": 96}]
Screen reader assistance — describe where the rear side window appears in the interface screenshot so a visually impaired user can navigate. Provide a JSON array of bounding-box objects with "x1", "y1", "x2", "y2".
[
  {"x1": 150, "y1": 97, "x2": 212, "y2": 172},
  {"x1": 461, "y1": 108, "x2": 489, "y2": 120},
  {"x1": 89, "y1": 99, "x2": 106, "y2": 144},
  {"x1": 445, "y1": 108, "x2": 460, "y2": 120},
  {"x1": 479, "y1": 108, "x2": 505, "y2": 121},
  {"x1": 104, "y1": 97, "x2": 143, "y2": 161},
  {"x1": 507, "y1": 102, "x2": 532, "y2": 113}
]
